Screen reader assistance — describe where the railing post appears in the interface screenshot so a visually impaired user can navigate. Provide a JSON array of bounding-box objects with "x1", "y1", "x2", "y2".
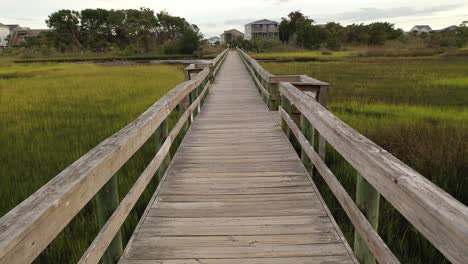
[
  {"x1": 316, "y1": 85, "x2": 328, "y2": 161},
  {"x1": 95, "y1": 176, "x2": 123, "y2": 264},
  {"x1": 193, "y1": 84, "x2": 200, "y2": 118},
  {"x1": 290, "y1": 105, "x2": 302, "y2": 153},
  {"x1": 280, "y1": 94, "x2": 291, "y2": 139},
  {"x1": 268, "y1": 82, "x2": 279, "y2": 110},
  {"x1": 178, "y1": 95, "x2": 190, "y2": 139},
  {"x1": 300, "y1": 115, "x2": 314, "y2": 176},
  {"x1": 354, "y1": 174, "x2": 380, "y2": 264},
  {"x1": 184, "y1": 69, "x2": 191, "y2": 81},
  {"x1": 155, "y1": 119, "x2": 171, "y2": 181}
]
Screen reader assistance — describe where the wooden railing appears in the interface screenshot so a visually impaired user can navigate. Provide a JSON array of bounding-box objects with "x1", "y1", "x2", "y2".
[
  {"x1": 237, "y1": 49, "x2": 468, "y2": 264},
  {"x1": 0, "y1": 49, "x2": 228, "y2": 264}
]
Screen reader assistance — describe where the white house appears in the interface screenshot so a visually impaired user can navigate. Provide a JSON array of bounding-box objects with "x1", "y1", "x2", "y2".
[
  {"x1": 410, "y1": 25, "x2": 432, "y2": 34},
  {"x1": 0, "y1": 24, "x2": 9, "y2": 49}
]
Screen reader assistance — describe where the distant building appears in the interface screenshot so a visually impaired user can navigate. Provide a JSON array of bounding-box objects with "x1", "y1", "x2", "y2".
[
  {"x1": 0, "y1": 23, "x2": 48, "y2": 47},
  {"x1": 410, "y1": 25, "x2": 432, "y2": 34},
  {"x1": 207, "y1": 36, "x2": 221, "y2": 46},
  {"x1": 0, "y1": 24, "x2": 9, "y2": 49},
  {"x1": 8, "y1": 27, "x2": 48, "y2": 46},
  {"x1": 220, "y1": 29, "x2": 244, "y2": 44},
  {"x1": 245, "y1": 19, "x2": 279, "y2": 40},
  {"x1": 440, "y1": 25, "x2": 458, "y2": 31}
]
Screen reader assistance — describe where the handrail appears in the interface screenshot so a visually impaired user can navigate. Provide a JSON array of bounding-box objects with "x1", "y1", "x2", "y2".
[
  {"x1": 279, "y1": 83, "x2": 468, "y2": 263},
  {"x1": 0, "y1": 50, "x2": 227, "y2": 264},
  {"x1": 238, "y1": 49, "x2": 468, "y2": 263},
  {"x1": 280, "y1": 106, "x2": 399, "y2": 264},
  {"x1": 184, "y1": 48, "x2": 228, "y2": 81},
  {"x1": 237, "y1": 48, "x2": 329, "y2": 110}
]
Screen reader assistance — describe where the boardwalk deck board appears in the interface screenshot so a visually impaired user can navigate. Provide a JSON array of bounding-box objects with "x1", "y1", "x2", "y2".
[{"x1": 120, "y1": 51, "x2": 356, "y2": 264}]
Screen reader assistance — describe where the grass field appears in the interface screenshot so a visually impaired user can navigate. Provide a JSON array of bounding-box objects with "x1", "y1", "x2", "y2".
[
  {"x1": 262, "y1": 56, "x2": 468, "y2": 263},
  {"x1": 250, "y1": 51, "x2": 354, "y2": 61},
  {"x1": 0, "y1": 62, "x2": 185, "y2": 262}
]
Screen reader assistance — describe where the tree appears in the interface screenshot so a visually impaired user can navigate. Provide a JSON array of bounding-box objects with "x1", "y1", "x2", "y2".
[
  {"x1": 126, "y1": 8, "x2": 158, "y2": 52},
  {"x1": 80, "y1": 9, "x2": 110, "y2": 50},
  {"x1": 46, "y1": 10, "x2": 83, "y2": 50},
  {"x1": 177, "y1": 25, "x2": 203, "y2": 54},
  {"x1": 29, "y1": 7, "x2": 203, "y2": 54},
  {"x1": 279, "y1": 20, "x2": 291, "y2": 43}
]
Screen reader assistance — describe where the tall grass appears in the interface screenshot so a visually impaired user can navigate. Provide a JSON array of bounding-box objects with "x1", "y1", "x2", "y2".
[
  {"x1": 262, "y1": 56, "x2": 468, "y2": 263},
  {"x1": 250, "y1": 51, "x2": 354, "y2": 61},
  {"x1": 0, "y1": 62, "x2": 184, "y2": 262}
]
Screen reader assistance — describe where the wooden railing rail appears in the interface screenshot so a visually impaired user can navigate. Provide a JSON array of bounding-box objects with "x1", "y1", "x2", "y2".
[
  {"x1": 238, "y1": 48, "x2": 468, "y2": 264},
  {"x1": 279, "y1": 84, "x2": 468, "y2": 264},
  {"x1": 237, "y1": 48, "x2": 328, "y2": 111},
  {"x1": 0, "y1": 49, "x2": 228, "y2": 264}
]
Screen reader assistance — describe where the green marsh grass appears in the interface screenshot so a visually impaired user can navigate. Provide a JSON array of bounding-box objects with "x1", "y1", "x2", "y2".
[
  {"x1": 250, "y1": 51, "x2": 354, "y2": 61},
  {"x1": 262, "y1": 56, "x2": 468, "y2": 263},
  {"x1": 0, "y1": 62, "x2": 184, "y2": 262}
]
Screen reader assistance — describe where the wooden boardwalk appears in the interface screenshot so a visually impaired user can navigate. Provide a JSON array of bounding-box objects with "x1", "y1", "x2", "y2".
[
  {"x1": 120, "y1": 51, "x2": 356, "y2": 263},
  {"x1": 1, "y1": 50, "x2": 466, "y2": 264}
]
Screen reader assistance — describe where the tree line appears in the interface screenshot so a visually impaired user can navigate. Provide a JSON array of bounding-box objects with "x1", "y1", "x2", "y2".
[
  {"x1": 234, "y1": 11, "x2": 468, "y2": 52},
  {"x1": 23, "y1": 8, "x2": 203, "y2": 54}
]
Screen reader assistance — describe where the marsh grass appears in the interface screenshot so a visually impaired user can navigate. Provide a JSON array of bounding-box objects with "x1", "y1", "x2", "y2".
[
  {"x1": 250, "y1": 51, "x2": 354, "y2": 61},
  {"x1": 0, "y1": 62, "x2": 185, "y2": 262},
  {"x1": 263, "y1": 56, "x2": 468, "y2": 263}
]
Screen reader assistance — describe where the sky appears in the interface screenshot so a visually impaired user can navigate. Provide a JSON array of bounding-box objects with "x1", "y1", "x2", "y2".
[{"x1": 0, "y1": 0, "x2": 467, "y2": 38}]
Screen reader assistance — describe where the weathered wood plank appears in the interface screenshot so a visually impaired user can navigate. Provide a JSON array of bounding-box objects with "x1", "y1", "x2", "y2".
[
  {"x1": 127, "y1": 243, "x2": 349, "y2": 259},
  {"x1": 123, "y1": 256, "x2": 353, "y2": 264},
  {"x1": 134, "y1": 233, "x2": 341, "y2": 246}
]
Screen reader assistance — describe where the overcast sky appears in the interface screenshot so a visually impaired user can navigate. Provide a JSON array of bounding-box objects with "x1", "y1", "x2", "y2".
[{"x1": 1, "y1": 0, "x2": 467, "y2": 37}]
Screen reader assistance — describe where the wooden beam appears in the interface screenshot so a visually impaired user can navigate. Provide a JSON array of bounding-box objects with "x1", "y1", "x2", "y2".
[
  {"x1": 354, "y1": 174, "x2": 380, "y2": 264},
  {"x1": 95, "y1": 175, "x2": 123, "y2": 264}
]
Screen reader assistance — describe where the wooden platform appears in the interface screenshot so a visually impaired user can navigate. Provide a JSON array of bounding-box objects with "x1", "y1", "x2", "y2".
[{"x1": 120, "y1": 51, "x2": 356, "y2": 264}]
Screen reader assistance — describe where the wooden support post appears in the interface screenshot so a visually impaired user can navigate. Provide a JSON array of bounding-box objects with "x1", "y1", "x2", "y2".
[
  {"x1": 267, "y1": 82, "x2": 279, "y2": 111},
  {"x1": 155, "y1": 119, "x2": 171, "y2": 181},
  {"x1": 300, "y1": 114, "x2": 314, "y2": 176},
  {"x1": 194, "y1": 84, "x2": 200, "y2": 117},
  {"x1": 184, "y1": 69, "x2": 190, "y2": 81},
  {"x1": 209, "y1": 64, "x2": 214, "y2": 82},
  {"x1": 354, "y1": 174, "x2": 380, "y2": 264},
  {"x1": 290, "y1": 105, "x2": 301, "y2": 153},
  {"x1": 316, "y1": 85, "x2": 328, "y2": 161},
  {"x1": 178, "y1": 95, "x2": 190, "y2": 136},
  {"x1": 95, "y1": 176, "x2": 123, "y2": 264},
  {"x1": 280, "y1": 94, "x2": 292, "y2": 139}
]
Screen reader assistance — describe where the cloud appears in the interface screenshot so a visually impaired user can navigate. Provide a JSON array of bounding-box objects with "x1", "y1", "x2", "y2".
[
  {"x1": 224, "y1": 18, "x2": 255, "y2": 25},
  {"x1": 199, "y1": 22, "x2": 217, "y2": 28},
  {"x1": 326, "y1": 4, "x2": 465, "y2": 22}
]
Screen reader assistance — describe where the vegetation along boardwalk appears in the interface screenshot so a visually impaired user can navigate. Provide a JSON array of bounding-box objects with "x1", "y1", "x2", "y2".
[
  {"x1": 119, "y1": 51, "x2": 356, "y2": 263},
  {"x1": 0, "y1": 49, "x2": 467, "y2": 264}
]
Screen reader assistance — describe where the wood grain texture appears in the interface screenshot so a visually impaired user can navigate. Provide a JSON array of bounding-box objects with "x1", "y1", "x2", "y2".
[
  {"x1": 280, "y1": 82, "x2": 468, "y2": 263},
  {"x1": 120, "y1": 51, "x2": 355, "y2": 263}
]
